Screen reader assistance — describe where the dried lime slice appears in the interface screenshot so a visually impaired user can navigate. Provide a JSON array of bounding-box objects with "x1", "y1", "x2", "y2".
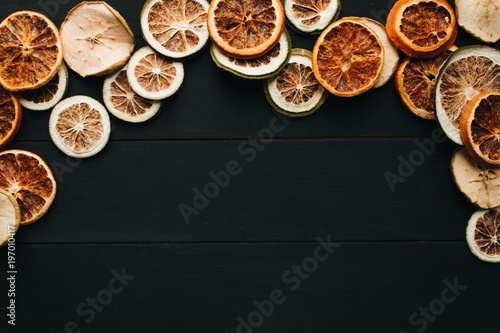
[
  {"x1": 284, "y1": 0, "x2": 340, "y2": 34},
  {"x1": 103, "y1": 65, "x2": 162, "y2": 123},
  {"x1": 467, "y1": 208, "x2": 500, "y2": 263},
  {"x1": 49, "y1": 96, "x2": 111, "y2": 158},
  {"x1": 435, "y1": 45, "x2": 500, "y2": 145},
  {"x1": 17, "y1": 63, "x2": 69, "y2": 111},
  {"x1": 210, "y1": 29, "x2": 291, "y2": 79},
  {"x1": 0, "y1": 189, "x2": 20, "y2": 247},
  {"x1": 264, "y1": 48, "x2": 327, "y2": 117}
]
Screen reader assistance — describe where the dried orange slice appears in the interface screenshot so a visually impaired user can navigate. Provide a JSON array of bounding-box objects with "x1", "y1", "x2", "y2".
[
  {"x1": 49, "y1": 96, "x2": 111, "y2": 158},
  {"x1": 0, "y1": 150, "x2": 56, "y2": 225},
  {"x1": 386, "y1": 0, "x2": 457, "y2": 58},
  {"x1": 460, "y1": 92, "x2": 500, "y2": 166},
  {"x1": 0, "y1": 189, "x2": 20, "y2": 247},
  {"x1": 103, "y1": 65, "x2": 163, "y2": 123},
  {"x1": 0, "y1": 11, "x2": 63, "y2": 91},
  {"x1": 312, "y1": 18, "x2": 385, "y2": 97},
  {"x1": 395, "y1": 46, "x2": 456, "y2": 120},
  {"x1": 466, "y1": 208, "x2": 500, "y2": 263},
  {"x1": 141, "y1": 0, "x2": 210, "y2": 59},
  {"x1": 284, "y1": 0, "x2": 341, "y2": 34},
  {"x1": 60, "y1": 1, "x2": 135, "y2": 77},
  {"x1": 0, "y1": 86, "x2": 21, "y2": 150},
  {"x1": 207, "y1": 0, "x2": 285, "y2": 59},
  {"x1": 127, "y1": 46, "x2": 184, "y2": 100}
]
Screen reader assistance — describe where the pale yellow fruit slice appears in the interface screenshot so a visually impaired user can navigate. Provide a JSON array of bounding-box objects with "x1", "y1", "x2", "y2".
[
  {"x1": 60, "y1": 1, "x2": 135, "y2": 77},
  {"x1": 0, "y1": 189, "x2": 20, "y2": 247},
  {"x1": 284, "y1": 0, "x2": 341, "y2": 34},
  {"x1": 467, "y1": 208, "x2": 500, "y2": 263},
  {"x1": 49, "y1": 96, "x2": 111, "y2": 158},
  {"x1": 456, "y1": 0, "x2": 500, "y2": 43}
]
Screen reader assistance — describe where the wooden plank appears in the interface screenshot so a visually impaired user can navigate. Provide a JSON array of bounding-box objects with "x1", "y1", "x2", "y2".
[
  {"x1": 0, "y1": 242, "x2": 497, "y2": 332},
  {"x1": 8, "y1": 139, "x2": 474, "y2": 243}
]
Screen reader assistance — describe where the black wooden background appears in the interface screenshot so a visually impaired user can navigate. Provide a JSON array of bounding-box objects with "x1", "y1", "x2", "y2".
[{"x1": 1, "y1": 0, "x2": 499, "y2": 332}]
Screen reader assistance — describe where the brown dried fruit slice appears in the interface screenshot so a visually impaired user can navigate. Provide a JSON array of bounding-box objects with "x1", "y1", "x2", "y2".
[
  {"x1": 60, "y1": 1, "x2": 135, "y2": 77},
  {"x1": 460, "y1": 92, "x2": 500, "y2": 166},
  {"x1": 312, "y1": 18, "x2": 385, "y2": 97},
  {"x1": 0, "y1": 86, "x2": 21, "y2": 149},
  {"x1": 207, "y1": 0, "x2": 285, "y2": 59},
  {"x1": 386, "y1": 0, "x2": 457, "y2": 58},
  {"x1": 103, "y1": 65, "x2": 162, "y2": 123},
  {"x1": 0, "y1": 189, "x2": 20, "y2": 247},
  {"x1": 0, "y1": 150, "x2": 56, "y2": 225},
  {"x1": 49, "y1": 96, "x2": 111, "y2": 158},
  {"x1": 141, "y1": 0, "x2": 210, "y2": 59},
  {"x1": 467, "y1": 208, "x2": 500, "y2": 263},
  {"x1": 395, "y1": 46, "x2": 456, "y2": 120},
  {"x1": 0, "y1": 11, "x2": 63, "y2": 91},
  {"x1": 284, "y1": 0, "x2": 341, "y2": 34}
]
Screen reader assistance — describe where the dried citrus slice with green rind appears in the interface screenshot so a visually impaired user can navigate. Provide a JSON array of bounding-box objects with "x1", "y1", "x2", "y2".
[
  {"x1": 466, "y1": 208, "x2": 500, "y2": 263},
  {"x1": 284, "y1": 0, "x2": 340, "y2": 34}
]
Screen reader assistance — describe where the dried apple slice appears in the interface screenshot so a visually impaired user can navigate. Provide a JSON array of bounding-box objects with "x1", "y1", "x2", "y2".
[{"x1": 0, "y1": 189, "x2": 20, "y2": 247}]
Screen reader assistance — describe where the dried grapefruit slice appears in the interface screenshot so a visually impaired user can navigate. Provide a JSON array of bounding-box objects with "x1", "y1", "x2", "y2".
[
  {"x1": 127, "y1": 46, "x2": 184, "y2": 100},
  {"x1": 395, "y1": 46, "x2": 456, "y2": 120},
  {"x1": 460, "y1": 92, "x2": 500, "y2": 166},
  {"x1": 0, "y1": 150, "x2": 56, "y2": 225},
  {"x1": 435, "y1": 46, "x2": 500, "y2": 145},
  {"x1": 0, "y1": 11, "x2": 63, "y2": 91},
  {"x1": 386, "y1": 0, "x2": 457, "y2": 58},
  {"x1": 49, "y1": 96, "x2": 111, "y2": 158},
  {"x1": 0, "y1": 86, "x2": 21, "y2": 149},
  {"x1": 103, "y1": 65, "x2": 162, "y2": 123},
  {"x1": 141, "y1": 0, "x2": 209, "y2": 59},
  {"x1": 0, "y1": 189, "x2": 20, "y2": 247},
  {"x1": 312, "y1": 18, "x2": 384, "y2": 97},
  {"x1": 456, "y1": 0, "x2": 500, "y2": 44},
  {"x1": 466, "y1": 208, "x2": 500, "y2": 263},
  {"x1": 60, "y1": 1, "x2": 135, "y2": 77},
  {"x1": 265, "y1": 48, "x2": 326, "y2": 117},
  {"x1": 211, "y1": 28, "x2": 291, "y2": 79},
  {"x1": 207, "y1": 0, "x2": 285, "y2": 59},
  {"x1": 17, "y1": 62, "x2": 68, "y2": 111},
  {"x1": 284, "y1": 0, "x2": 340, "y2": 34}
]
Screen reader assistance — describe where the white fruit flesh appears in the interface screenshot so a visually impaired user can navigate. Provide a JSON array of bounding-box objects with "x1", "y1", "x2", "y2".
[
  {"x1": 456, "y1": 0, "x2": 500, "y2": 43},
  {"x1": 0, "y1": 189, "x2": 20, "y2": 247}
]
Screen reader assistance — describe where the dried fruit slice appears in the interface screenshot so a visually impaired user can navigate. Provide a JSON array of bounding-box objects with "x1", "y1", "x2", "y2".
[
  {"x1": 60, "y1": 1, "x2": 135, "y2": 77},
  {"x1": 17, "y1": 63, "x2": 68, "y2": 111},
  {"x1": 264, "y1": 49, "x2": 327, "y2": 117},
  {"x1": 0, "y1": 11, "x2": 63, "y2": 91},
  {"x1": 103, "y1": 65, "x2": 162, "y2": 123},
  {"x1": 460, "y1": 92, "x2": 500, "y2": 166},
  {"x1": 435, "y1": 46, "x2": 500, "y2": 145},
  {"x1": 207, "y1": 0, "x2": 285, "y2": 59},
  {"x1": 49, "y1": 96, "x2": 111, "y2": 158},
  {"x1": 127, "y1": 46, "x2": 184, "y2": 100},
  {"x1": 211, "y1": 28, "x2": 291, "y2": 79},
  {"x1": 312, "y1": 18, "x2": 385, "y2": 97},
  {"x1": 466, "y1": 208, "x2": 500, "y2": 263},
  {"x1": 284, "y1": 0, "x2": 340, "y2": 34},
  {"x1": 451, "y1": 147, "x2": 500, "y2": 209},
  {"x1": 395, "y1": 46, "x2": 456, "y2": 120},
  {"x1": 456, "y1": 0, "x2": 500, "y2": 43},
  {"x1": 0, "y1": 86, "x2": 21, "y2": 149},
  {"x1": 346, "y1": 17, "x2": 400, "y2": 89},
  {"x1": 386, "y1": 0, "x2": 457, "y2": 58},
  {"x1": 0, "y1": 189, "x2": 20, "y2": 247},
  {"x1": 0, "y1": 150, "x2": 56, "y2": 225},
  {"x1": 141, "y1": 0, "x2": 210, "y2": 59}
]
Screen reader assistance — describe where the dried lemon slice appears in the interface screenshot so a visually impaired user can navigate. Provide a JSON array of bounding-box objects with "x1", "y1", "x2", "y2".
[
  {"x1": 141, "y1": 0, "x2": 209, "y2": 59},
  {"x1": 452, "y1": 147, "x2": 500, "y2": 209},
  {"x1": 103, "y1": 65, "x2": 162, "y2": 123},
  {"x1": 265, "y1": 48, "x2": 326, "y2": 117},
  {"x1": 0, "y1": 189, "x2": 20, "y2": 247},
  {"x1": 60, "y1": 1, "x2": 135, "y2": 77},
  {"x1": 284, "y1": 0, "x2": 341, "y2": 34},
  {"x1": 0, "y1": 86, "x2": 21, "y2": 150},
  {"x1": 456, "y1": 0, "x2": 500, "y2": 44},
  {"x1": 0, "y1": 150, "x2": 56, "y2": 225},
  {"x1": 211, "y1": 29, "x2": 291, "y2": 79},
  {"x1": 466, "y1": 208, "x2": 500, "y2": 263},
  {"x1": 127, "y1": 46, "x2": 184, "y2": 100},
  {"x1": 17, "y1": 63, "x2": 68, "y2": 111},
  {"x1": 49, "y1": 96, "x2": 111, "y2": 158},
  {"x1": 435, "y1": 45, "x2": 500, "y2": 145}
]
